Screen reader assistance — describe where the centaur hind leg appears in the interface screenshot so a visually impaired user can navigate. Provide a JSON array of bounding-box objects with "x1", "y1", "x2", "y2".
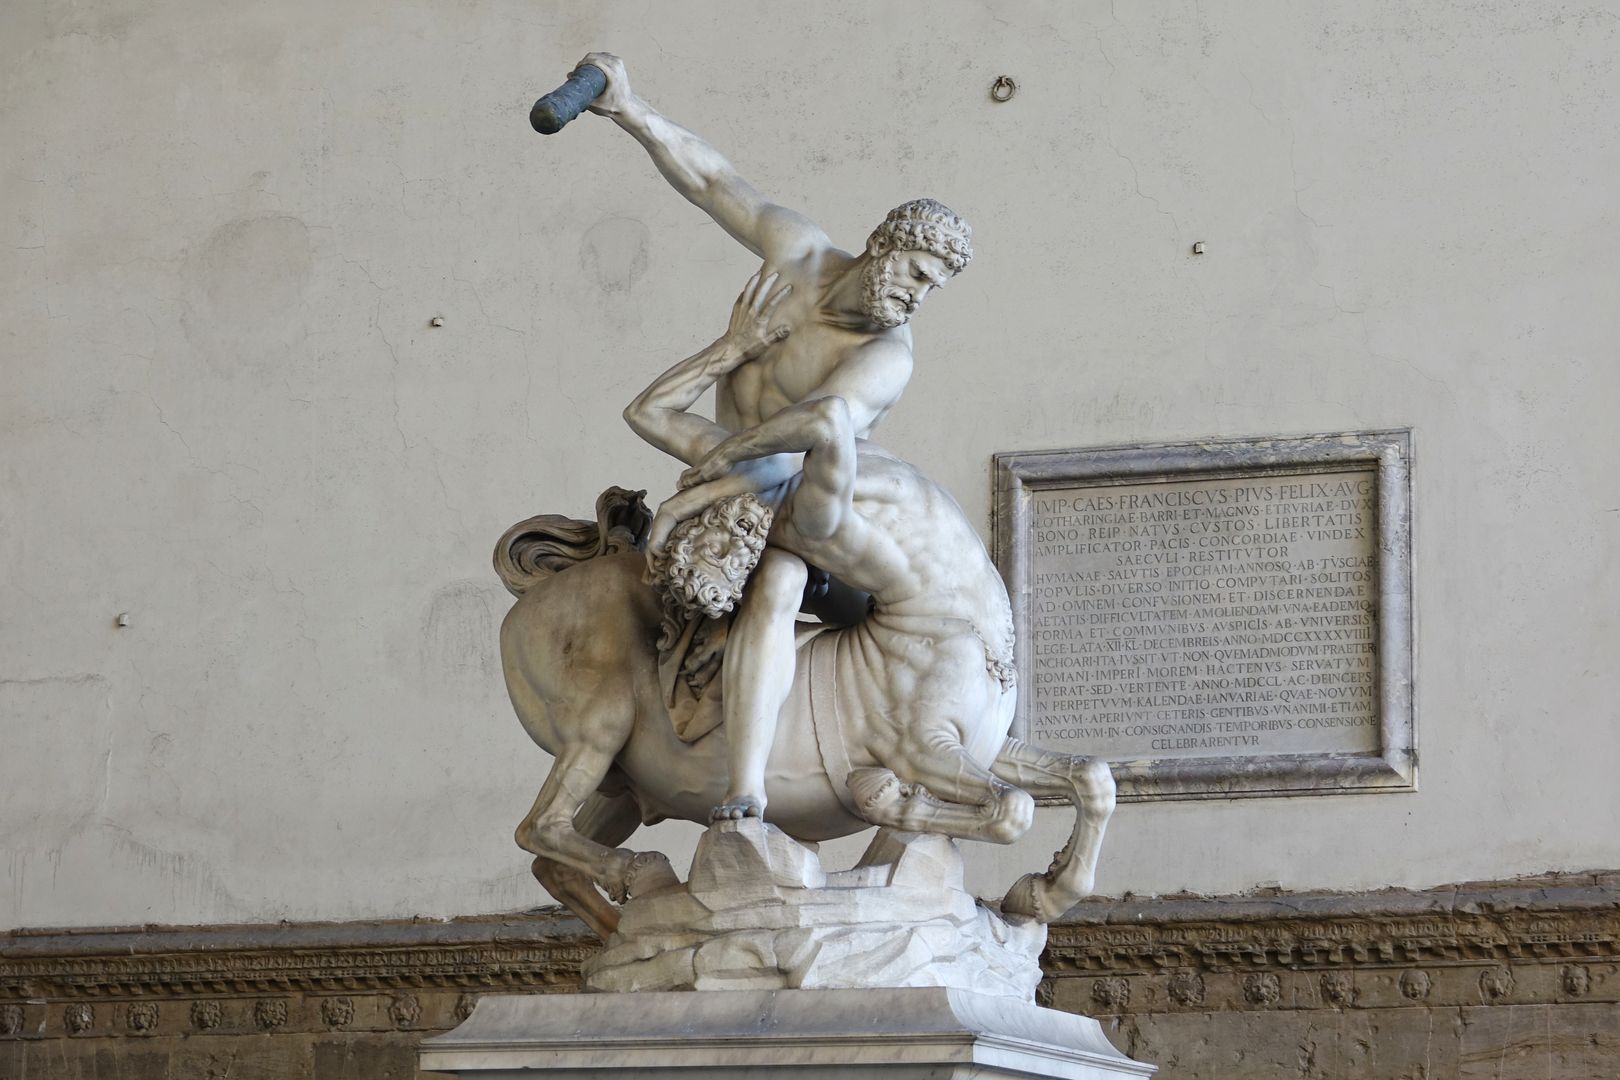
[
  {"x1": 991, "y1": 738, "x2": 1116, "y2": 921},
  {"x1": 530, "y1": 788, "x2": 642, "y2": 940},
  {"x1": 848, "y1": 730, "x2": 1036, "y2": 845},
  {"x1": 514, "y1": 704, "x2": 679, "y2": 915}
]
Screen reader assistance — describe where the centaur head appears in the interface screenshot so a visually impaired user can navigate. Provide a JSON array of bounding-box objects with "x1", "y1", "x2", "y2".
[{"x1": 645, "y1": 493, "x2": 773, "y2": 650}]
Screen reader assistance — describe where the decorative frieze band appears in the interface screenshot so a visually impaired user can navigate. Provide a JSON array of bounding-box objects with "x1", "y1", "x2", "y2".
[
  {"x1": 1, "y1": 913, "x2": 591, "y2": 1001},
  {"x1": 1046, "y1": 872, "x2": 1620, "y2": 972},
  {"x1": 1, "y1": 873, "x2": 1614, "y2": 1041},
  {"x1": 1042, "y1": 871, "x2": 1620, "y2": 1016}
]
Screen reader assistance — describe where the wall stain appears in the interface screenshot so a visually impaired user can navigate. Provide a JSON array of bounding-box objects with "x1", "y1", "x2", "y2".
[
  {"x1": 579, "y1": 216, "x2": 651, "y2": 294},
  {"x1": 180, "y1": 213, "x2": 314, "y2": 378},
  {"x1": 420, "y1": 580, "x2": 504, "y2": 697}
]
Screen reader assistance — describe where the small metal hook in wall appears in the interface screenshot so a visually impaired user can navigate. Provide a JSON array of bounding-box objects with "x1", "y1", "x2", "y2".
[{"x1": 990, "y1": 76, "x2": 1018, "y2": 103}]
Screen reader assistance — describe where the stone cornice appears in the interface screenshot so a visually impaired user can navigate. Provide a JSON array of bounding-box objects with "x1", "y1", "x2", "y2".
[
  {"x1": 1, "y1": 912, "x2": 591, "y2": 1000},
  {"x1": 1045, "y1": 871, "x2": 1620, "y2": 976}
]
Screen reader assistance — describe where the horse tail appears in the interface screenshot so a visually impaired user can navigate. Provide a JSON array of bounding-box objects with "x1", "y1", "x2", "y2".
[{"x1": 493, "y1": 486, "x2": 653, "y2": 597}]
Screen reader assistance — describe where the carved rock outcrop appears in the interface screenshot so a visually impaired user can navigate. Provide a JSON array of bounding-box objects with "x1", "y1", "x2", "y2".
[{"x1": 584, "y1": 819, "x2": 1044, "y2": 1000}]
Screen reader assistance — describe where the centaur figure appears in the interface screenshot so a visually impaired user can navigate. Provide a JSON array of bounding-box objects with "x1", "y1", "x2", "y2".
[{"x1": 495, "y1": 279, "x2": 1117, "y2": 938}]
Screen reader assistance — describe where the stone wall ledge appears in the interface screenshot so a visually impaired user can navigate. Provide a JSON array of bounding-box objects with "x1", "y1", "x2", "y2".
[
  {"x1": 2, "y1": 911, "x2": 586, "y2": 960},
  {"x1": 1, "y1": 910, "x2": 591, "y2": 1004},
  {"x1": 1058, "y1": 870, "x2": 1620, "y2": 927}
]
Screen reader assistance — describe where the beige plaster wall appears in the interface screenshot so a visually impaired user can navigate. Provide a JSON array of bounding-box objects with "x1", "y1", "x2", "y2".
[{"x1": 2, "y1": 0, "x2": 1617, "y2": 929}]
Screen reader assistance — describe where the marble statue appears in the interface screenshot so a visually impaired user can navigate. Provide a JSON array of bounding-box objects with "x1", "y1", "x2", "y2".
[
  {"x1": 423, "y1": 55, "x2": 1158, "y2": 1080},
  {"x1": 587, "y1": 49, "x2": 975, "y2": 828},
  {"x1": 492, "y1": 54, "x2": 1118, "y2": 970}
]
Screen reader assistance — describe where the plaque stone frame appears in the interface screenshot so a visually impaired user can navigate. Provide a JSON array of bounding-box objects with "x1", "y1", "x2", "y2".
[{"x1": 993, "y1": 430, "x2": 1415, "y2": 801}]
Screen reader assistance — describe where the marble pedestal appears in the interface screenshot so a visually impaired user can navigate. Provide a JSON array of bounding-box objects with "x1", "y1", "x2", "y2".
[{"x1": 418, "y1": 987, "x2": 1156, "y2": 1079}]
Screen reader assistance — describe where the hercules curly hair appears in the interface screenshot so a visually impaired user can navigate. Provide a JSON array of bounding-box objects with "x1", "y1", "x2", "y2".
[{"x1": 866, "y1": 198, "x2": 973, "y2": 274}]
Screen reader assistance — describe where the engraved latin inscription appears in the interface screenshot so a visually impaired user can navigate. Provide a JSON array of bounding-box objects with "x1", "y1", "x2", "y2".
[{"x1": 1026, "y1": 469, "x2": 1379, "y2": 759}]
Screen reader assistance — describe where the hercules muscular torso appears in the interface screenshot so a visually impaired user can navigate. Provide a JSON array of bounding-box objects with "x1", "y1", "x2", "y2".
[{"x1": 714, "y1": 247, "x2": 910, "y2": 436}]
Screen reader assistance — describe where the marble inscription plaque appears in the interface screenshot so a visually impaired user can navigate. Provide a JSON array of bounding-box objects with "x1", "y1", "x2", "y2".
[
  {"x1": 994, "y1": 432, "x2": 1415, "y2": 800},
  {"x1": 1026, "y1": 470, "x2": 1378, "y2": 759}
]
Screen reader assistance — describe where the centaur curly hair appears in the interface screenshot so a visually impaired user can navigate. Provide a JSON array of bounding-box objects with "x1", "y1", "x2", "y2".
[
  {"x1": 645, "y1": 493, "x2": 774, "y2": 652},
  {"x1": 866, "y1": 198, "x2": 973, "y2": 273}
]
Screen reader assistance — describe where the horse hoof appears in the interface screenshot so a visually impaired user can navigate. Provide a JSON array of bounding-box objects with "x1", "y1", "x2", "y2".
[
  {"x1": 623, "y1": 851, "x2": 680, "y2": 898},
  {"x1": 1001, "y1": 873, "x2": 1052, "y2": 922},
  {"x1": 847, "y1": 767, "x2": 903, "y2": 815}
]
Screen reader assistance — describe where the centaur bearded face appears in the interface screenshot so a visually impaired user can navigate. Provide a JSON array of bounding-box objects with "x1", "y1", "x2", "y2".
[{"x1": 647, "y1": 493, "x2": 773, "y2": 620}]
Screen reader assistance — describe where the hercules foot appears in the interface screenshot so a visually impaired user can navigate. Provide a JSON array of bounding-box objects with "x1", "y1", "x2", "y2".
[{"x1": 709, "y1": 793, "x2": 765, "y2": 822}]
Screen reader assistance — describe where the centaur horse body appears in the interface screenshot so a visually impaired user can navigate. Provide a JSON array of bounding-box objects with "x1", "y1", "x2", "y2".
[{"x1": 496, "y1": 426, "x2": 1116, "y2": 940}]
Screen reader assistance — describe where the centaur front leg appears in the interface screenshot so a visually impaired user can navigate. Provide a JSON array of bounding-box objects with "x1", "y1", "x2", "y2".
[
  {"x1": 514, "y1": 705, "x2": 679, "y2": 914},
  {"x1": 991, "y1": 738, "x2": 1116, "y2": 921},
  {"x1": 530, "y1": 790, "x2": 643, "y2": 940}
]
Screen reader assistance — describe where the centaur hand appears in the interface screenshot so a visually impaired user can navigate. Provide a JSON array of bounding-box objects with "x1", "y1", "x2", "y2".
[{"x1": 705, "y1": 269, "x2": 792, "y2": 379}]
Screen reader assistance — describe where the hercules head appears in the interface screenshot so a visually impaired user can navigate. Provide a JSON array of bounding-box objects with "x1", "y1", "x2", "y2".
[{"x1": 860, "y1": 199, "x2": 973, "y2": 329}]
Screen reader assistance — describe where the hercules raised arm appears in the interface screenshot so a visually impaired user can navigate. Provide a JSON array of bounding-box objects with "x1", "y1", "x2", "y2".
[{"x1": 582, "y1": 52, "x2": 829, "y2": 266}]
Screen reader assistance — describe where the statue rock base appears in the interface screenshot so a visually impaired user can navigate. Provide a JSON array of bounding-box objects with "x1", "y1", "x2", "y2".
[
  {"x1": 584, "y1": 819, "x2": 1042, "y2": 999},
  {"x1": 419, "y1": 987, "x2": 1156, "y2": 1079}
]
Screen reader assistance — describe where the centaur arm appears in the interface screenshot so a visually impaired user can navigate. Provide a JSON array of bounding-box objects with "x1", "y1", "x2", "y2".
[
  {"x1": 628, "y1": 273, "x2": 803, "y2": 553},
  {"x1": 622, "y1": 338, "x2": 737, "y2": 467},
  {"x1": 623, "y1": 271, "x2": 794, "y2": 466}
]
